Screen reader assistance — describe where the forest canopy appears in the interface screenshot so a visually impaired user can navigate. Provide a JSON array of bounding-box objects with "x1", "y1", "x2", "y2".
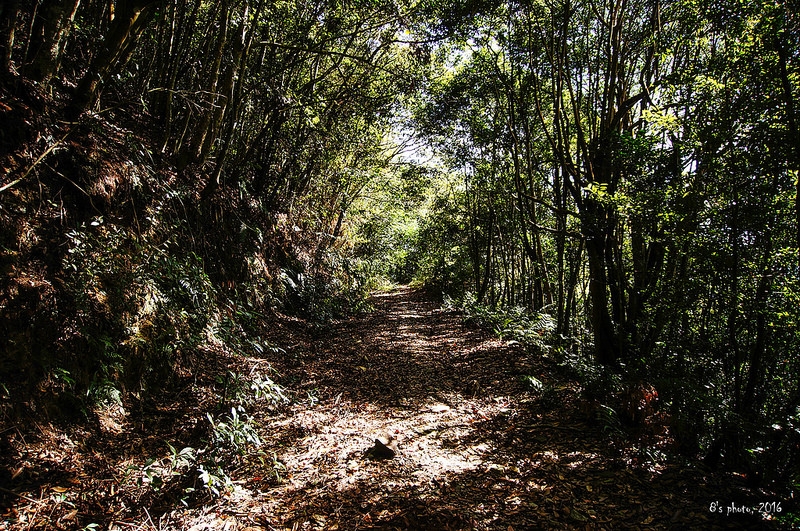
[{"x1": 0, "y1": 0, "x2": 799, "y2": 516}]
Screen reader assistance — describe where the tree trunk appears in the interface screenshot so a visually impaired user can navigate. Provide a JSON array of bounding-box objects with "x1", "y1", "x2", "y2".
[
  {"x1": 22, "y1": 0, "x2": 81, "y2": 84},
  {"x1": 207, "y1": 0, "x2": 262, "y2": 195},
  {"x1": 586, "y1": 227, "x2": 620, "y2": 365},
  {"x1": 69, "y1": 0, "x2": 159, "y2": 115},
  {"x1": 188, "y1": 0, "x2": 230, "y2": 165},
  {"x1": 582, "y1": 189, "x2": 622, "y2": 365},
  {"x1": 775, "y1": 34, "x2": 799, "y2": 267},
  {"x1": 0, "y1": 1, "x2": 20, "y2": 75}
]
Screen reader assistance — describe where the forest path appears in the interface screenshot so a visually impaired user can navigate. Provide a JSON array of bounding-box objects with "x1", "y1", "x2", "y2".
[{"x1": 175, "y1": 287, "x2": 767, "y2": 530}]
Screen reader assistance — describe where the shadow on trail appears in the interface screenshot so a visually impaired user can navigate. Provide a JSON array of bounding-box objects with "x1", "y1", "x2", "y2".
[
  {"x1": 249, "y1": 288, "x2": 778, "y2": 530},
  {"x1": 292, "y1": 287, "x2": 532, "y2": 407},
  {"x1": 3, "y1": 288, "x2": 779, "y2": 530},
  {"x1": 253, "y1": 417, "x2": 770, "y2": 530}
]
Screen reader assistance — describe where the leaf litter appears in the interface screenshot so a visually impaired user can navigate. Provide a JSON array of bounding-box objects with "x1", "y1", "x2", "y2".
[{"x1": 0, "y1": 288, "x2": 785, "y2": 530}]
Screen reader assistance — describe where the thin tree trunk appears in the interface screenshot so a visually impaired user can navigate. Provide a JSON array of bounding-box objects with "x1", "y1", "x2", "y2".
[
  {"x1": 0, "y1": 1, "x2": 20, "y2": 75},
  {"x1": 477, "y1": 209, "x2": 494, "y2": 303},
  {"x1": 189, "y1": 0, "x2": 230, "y2": 165},
  {"x1": 205, "y1": 0, "x2": 263, "y2": 198},
  {"x1": 23, "y1": 0, "x2": 81, "y2": 84},
  {"x1": 743, "y1": 233, "x2": 774, "y2": 412},
  {"x1": 69, "y1": 0, "x2": 159, "y2": 115}
]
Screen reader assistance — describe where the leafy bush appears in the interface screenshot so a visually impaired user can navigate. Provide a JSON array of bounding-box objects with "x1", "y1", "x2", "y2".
[
  {"x1": 207, "y1": 407, "x2": 262, "y2": 456},
  {"x1": 61, "y1": 218, "x2": 216, "y2": 398},
  {"x1": 216, "y1": 370, "x2": 289, "y2": 411},
  {"x1": 455, "y1": 293, "x2": 556, "y2": 351},
  {"x1": 280, "y1": 252, "x2": 374, "y2": 320},
  {"x1": 136, "y1": 369, "x2": 288, "y2": 500},
  {"x1": 138, "y1": 443, "x2": 197, "y2": 492}
]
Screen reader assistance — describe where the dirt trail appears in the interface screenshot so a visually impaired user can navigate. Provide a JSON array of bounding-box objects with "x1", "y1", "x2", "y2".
[
  {"x1": 170, "y1": 288, "x2": 772, "y2": 530},
  {"x1": 1, "y1": 288, "x2": 777, "y2": 530}
]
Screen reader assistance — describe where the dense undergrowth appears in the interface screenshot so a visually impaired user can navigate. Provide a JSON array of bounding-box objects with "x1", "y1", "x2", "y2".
[
  {"x1": 0, "y1": 82, "x2": 371, "y2": 429},
  {"x1": 0, "y1": 81, "x2": 380, "y2": 520}
]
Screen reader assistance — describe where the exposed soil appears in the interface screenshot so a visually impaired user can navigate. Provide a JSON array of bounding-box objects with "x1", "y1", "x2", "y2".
[{"x1": 0, "y1": 288, "x2": 786, "y2": 530}]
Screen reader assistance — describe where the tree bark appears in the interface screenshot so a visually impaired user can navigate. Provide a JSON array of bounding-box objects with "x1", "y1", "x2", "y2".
[
  {"x1": 69, "y1": 0, "x2": 160, "y2": 116},
  {"x1": 0, "y1": 1, "x2": 20, "y2": 75},
  {"x1": 584, "y1": 197, "x2": 621, "y2": 365},
  {"x1": 22, "y1": 0, "x2": 81, "y2": 84}
]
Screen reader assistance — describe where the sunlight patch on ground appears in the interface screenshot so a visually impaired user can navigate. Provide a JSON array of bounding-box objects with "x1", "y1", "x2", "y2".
[
  {"x1": 395, "y1": 313, "x2": 426, "y2": 320},
  {"x1": 251, "y1": 392, "x2": 515, "y2": 520}
]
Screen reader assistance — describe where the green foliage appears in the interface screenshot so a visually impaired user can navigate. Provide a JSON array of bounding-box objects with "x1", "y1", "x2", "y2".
[
  {"x1": 404, "y1": 0, "x2": 800, "y2": 491},
  {"x1": 196, "y1": 463, "x2": 234, "y2": 498},
  {"x1": 85, "y1": 377, "x2": 122, "y2": 409},
  {"x1": 250, "y1": 372, "x2": 290, "y2": 407},
  {"x1": 410, "y1": 194, "x2": 474, "y2": 294},
  {"x1": 280, "y1": 260, "x2": 373, "y2": 320},
  {"x1": 135, "y1": 368, "x2": 287, "y2": 500},
  {"x1": 207, "y1": 407, "x2": 262, "y2": 457},
  {"x1": 60, "y1": 217, "x2": 216, "y2": 397},
  {"x1": 2, "y1": 0, "x2": 799, "y2": 501},
  {"x1": 455, "y1": 293, "x2": 556, "y2": 351},
  {"x1": 348, "y1": 163, "x2": 446, "y2": 288},
  {"x1": 139, "y1": 444, "x2": 197, "y2": 492},
  {"x1": 216, "y1": 370, "x2": 289, "y2": 411},
  {"x1": 521, "y1": 375, "x2": 543, "y2": 393},
  {"x1": 2, "y1": 0, "x2": 432, "y2": 419},
  {"x1": 522, "y1": 375, "x2": 561, "y2": 410},
  {"x1": 595, "y1": 404, "x2": 625, "y2": 438},
  {"x1": 193, "y1": 404, "x2": 266, "y2": 497}
]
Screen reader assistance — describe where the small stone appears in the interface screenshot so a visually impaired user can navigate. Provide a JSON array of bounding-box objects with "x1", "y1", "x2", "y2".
[{"x1": 367, "y1": 436, "x2": 398, "y2": 459}]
